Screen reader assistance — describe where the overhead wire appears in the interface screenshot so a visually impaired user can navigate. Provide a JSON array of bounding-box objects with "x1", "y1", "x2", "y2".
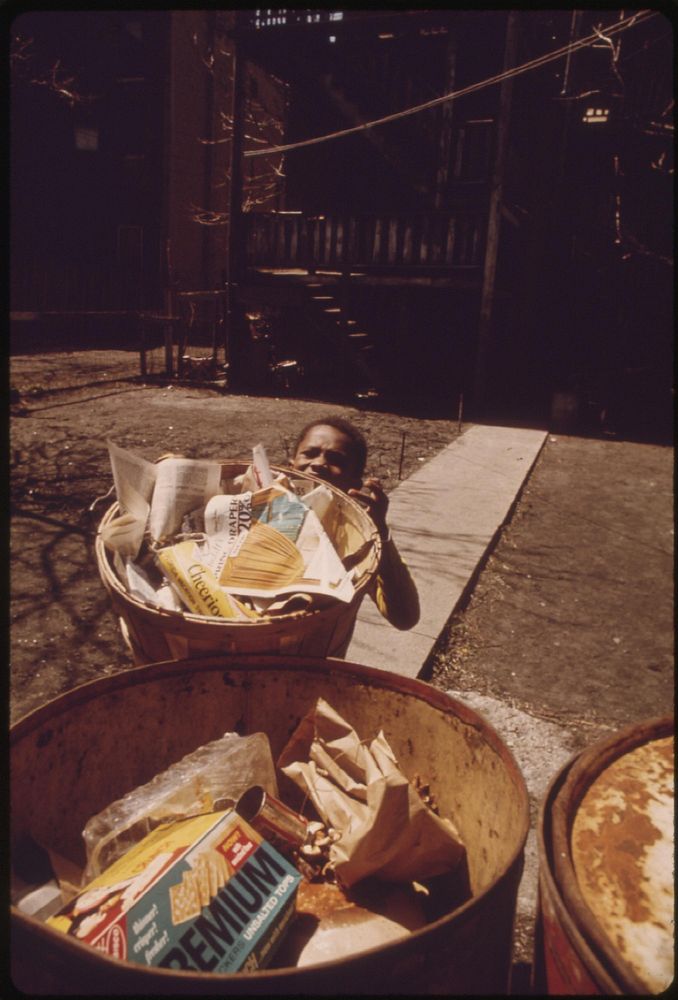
[{"x1": 243, "y1": 9, "x2": 658, "y2": 159}]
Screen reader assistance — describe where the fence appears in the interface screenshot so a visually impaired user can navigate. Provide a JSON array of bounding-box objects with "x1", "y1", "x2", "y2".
[{"x1": 11, "y1": 257, "x2": 143, "y2": 313}]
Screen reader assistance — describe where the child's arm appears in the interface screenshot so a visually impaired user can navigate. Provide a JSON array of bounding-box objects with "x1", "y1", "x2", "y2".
[
  {"x1": 371, "y1": 534, "x2": 420, "y2": 630},
  {"x1": 349, "y1": 478, "x2": 420, "y2": 630}
]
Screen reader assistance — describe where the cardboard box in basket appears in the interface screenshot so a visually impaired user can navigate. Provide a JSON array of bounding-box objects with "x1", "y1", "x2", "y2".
[{"x1": 47, "y1": 810, "x2": 302, "y2": 974}]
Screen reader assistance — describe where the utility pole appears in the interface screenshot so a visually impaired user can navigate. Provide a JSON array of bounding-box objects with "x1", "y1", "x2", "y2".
[
  {"x1": 434, "y1": 33, "x2": 457, "y2": 210},
  {"x1": 224, "y1": 11, "x2": 246, "y2": 388},
  {"x1": 472, "y1": 10, "x2": 519, "y2": 416},
  {"x1": 201, "y1": 10, "x2": 218, "y2": 288}
]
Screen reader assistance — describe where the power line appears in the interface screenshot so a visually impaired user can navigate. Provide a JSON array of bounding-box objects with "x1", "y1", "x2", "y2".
[{"x1": 244, "y1": 9, "x2": 657, "y2": 159}]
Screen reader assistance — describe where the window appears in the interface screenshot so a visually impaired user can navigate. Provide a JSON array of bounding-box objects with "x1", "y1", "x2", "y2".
[{"x1": 582, "y1": 107, "x2": 610, "y2": 124}]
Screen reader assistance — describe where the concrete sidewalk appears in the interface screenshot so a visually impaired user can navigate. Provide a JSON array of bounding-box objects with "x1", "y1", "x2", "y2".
[{"x1": 346, "y1": 423, "x2": 548, "y2": 675}]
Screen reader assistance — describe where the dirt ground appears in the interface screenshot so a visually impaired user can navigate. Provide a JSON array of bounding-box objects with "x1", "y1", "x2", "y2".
[
  {"x1": 9, "y1": 348, "x2": 463, "y2": 722},
  {"x1": 427, "y1": 431, "x2": 674, "y2": 744},
  {"x1": 10, "y1": 344, "x2": 673, "y2": 748},
  {"x1": 10, "y1": 348, "x2": 674, "y2": 988}
]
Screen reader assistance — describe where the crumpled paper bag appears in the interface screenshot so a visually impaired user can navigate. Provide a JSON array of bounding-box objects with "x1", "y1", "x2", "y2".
[{"x1": 277, "y1": 698, "x2": 466, "y2": 888}]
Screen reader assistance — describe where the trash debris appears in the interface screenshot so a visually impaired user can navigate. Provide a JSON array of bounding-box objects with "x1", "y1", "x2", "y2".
[
  {"x1": 278, "y1": 877, "x2": 427, "y2": 968},
  {"x1": 18, "y1": 699, "x2": 473, "y2": 974},
  {"x1": 14, "y1": 879, "x2": 64, "y2": 922},
  {"x1": 278, "y1": 698, "x2": 467, "y2": 888},
  {"x1": 82, "y1": 731, "x2": 279, "y2": 882},
  {"x1": 100, "y1": 442, "x2": 361, "y2": 620},
  {"x1": 48, "y1": 810, "x2": 302, "y2": 974},
  {"x1": 235, "y1": 786, "x2": 316, "y2": 879}
]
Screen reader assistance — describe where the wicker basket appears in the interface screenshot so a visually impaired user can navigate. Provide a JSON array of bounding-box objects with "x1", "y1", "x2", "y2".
[{"x1": 95, "y1": 463, "x2": 381, "y2": 664}]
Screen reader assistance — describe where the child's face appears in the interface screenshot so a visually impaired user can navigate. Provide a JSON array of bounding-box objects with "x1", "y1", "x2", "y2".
[{"x1": 291, "y1": 424, "x2": 362, "y2": 493}]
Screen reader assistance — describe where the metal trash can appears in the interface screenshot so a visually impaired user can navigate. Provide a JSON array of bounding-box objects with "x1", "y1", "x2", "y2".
[
  {"x1": 534, "y1": 716, "x2": 673, "y2": 994},
  {"x1": 11, "y1": 655, "x2": 529, "y2": 995}
]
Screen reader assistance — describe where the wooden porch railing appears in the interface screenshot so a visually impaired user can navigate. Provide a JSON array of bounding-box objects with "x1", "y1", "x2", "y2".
[{"x1": 244, "y1": 210, "x2": 486, "y2": 272}]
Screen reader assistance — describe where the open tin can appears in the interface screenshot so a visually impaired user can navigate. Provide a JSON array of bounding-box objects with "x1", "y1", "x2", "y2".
[{"x1": 235, "y1": 785, "x2": 309, "y2": 865}]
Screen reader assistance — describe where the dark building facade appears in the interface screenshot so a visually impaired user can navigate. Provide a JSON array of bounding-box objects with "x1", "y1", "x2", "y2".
[
  {"x1": 11, "y1": 11, "x2": 256, "y2": 311},
  {"x1": 10, "y1": 9, "x2": 673, "y2": 435},
  {"x1": 11, "y1": 11, "x2": 170, "y2": 312},
  {"x1": 230, "y1": 8, "x2": 672, "y2": 432}
]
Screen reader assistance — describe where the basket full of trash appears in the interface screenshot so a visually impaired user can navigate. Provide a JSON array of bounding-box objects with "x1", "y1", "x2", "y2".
[{"x1": 95, "y1": 442, "x2": 381, "y2": 664}]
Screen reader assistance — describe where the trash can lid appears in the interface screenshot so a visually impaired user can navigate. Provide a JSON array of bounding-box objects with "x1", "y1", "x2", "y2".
[{"x1": 571, "y1": 733, "x2": 674, "y2": 994}]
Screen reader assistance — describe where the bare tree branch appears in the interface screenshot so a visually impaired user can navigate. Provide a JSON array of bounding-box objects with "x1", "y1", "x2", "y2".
[{"x1": 12, "y1": 34, "x2": 98, "y2": 107}]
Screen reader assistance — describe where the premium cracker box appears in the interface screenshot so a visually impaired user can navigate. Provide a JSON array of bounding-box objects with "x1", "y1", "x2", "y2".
[{"x1": 47, "y1": 810, "x2": 302, "y2": 973}]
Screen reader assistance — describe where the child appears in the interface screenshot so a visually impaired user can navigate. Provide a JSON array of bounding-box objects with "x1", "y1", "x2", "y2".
[{"x1": 291, "y1": 416, "x2": 420, "y2": 632}]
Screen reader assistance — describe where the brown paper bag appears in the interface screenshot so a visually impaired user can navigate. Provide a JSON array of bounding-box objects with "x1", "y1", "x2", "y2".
[{"x1": 278, "y1": 699, "x2": 466, "y2": 888}]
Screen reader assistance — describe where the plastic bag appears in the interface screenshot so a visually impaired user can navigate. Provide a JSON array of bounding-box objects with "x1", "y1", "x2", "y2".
[{"x1": 82, "y1": 731, "x2": 278, "y2": 883}]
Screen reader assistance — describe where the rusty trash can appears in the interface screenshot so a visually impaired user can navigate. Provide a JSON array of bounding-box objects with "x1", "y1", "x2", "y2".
[
  {"x1": 11, "y1": 655, "x2": 529, "y2": 995},
  {"x1": 534, "y1": 716, "x2": 674, "y2": 994}
]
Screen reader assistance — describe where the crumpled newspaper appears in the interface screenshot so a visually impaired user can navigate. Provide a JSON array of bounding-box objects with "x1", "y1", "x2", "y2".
[{"x1": 277, "y1": 698, "x2": 466, "y2": 888}]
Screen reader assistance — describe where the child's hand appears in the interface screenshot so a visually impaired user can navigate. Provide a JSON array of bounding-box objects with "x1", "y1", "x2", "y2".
[{"x1": 349, "y1": 477, "x2": 389, "y2": 540}]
